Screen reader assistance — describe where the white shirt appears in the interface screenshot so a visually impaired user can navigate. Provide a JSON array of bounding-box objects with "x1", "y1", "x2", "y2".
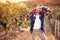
[{"x1": 33, "y1": 15, "x2": 41, "y2": 29}]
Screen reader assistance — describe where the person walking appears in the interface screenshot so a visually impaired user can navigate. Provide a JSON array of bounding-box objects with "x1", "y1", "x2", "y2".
[{"x1": 25, "y1": 5, "x2": 52, "y2": 40}]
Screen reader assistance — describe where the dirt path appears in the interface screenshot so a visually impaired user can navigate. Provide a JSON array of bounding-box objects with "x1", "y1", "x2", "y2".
[{"x1": 4, "y1": 30, "x2": 56, "y2": 40}]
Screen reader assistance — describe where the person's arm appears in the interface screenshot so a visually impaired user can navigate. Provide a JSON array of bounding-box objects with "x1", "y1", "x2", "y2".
[
  {"x1": 24, "y1": 12, "x2": 32, "y2": 21},
  {"x1": 45, "y1": 7, "x2": 53, "y2": 16},
  {"x1": 24, "y1": 9, "x2": 36, "y2": 21}
]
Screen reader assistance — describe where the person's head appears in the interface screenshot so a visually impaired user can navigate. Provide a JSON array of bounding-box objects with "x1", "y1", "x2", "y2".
[
  {"x1": 36, "y1": 5, "x2": 41, "y2": 13},
  {"x1": 36, "y1": 4, "x2": 42, "y2": 13}
]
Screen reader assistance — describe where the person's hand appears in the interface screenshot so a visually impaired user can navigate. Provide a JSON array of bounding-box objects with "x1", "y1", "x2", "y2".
[{"x1": 24, "y1": 18, "x2": 27, "y2": 22}]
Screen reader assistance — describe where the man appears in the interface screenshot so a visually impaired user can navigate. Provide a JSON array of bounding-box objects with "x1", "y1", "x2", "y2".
[{"x1": 25, "y1": 5, "x2": 52, "y2": 40}]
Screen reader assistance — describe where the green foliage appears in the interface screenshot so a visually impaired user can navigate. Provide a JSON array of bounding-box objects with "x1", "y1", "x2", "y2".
[
  {"x1": 22, "y1": 21, "x2": 30, "y2": 28},
  {"x1": 0, "y1": 2, "x2": 31, "y2": 29},
  {"x1": 50, "y1": 6, "x2": 60, "y2": 15}
]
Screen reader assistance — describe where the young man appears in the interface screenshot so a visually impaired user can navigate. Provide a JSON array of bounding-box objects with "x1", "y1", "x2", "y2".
[{"x1": 25, "y1": 5, "x2": 52, "y2": 40}]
